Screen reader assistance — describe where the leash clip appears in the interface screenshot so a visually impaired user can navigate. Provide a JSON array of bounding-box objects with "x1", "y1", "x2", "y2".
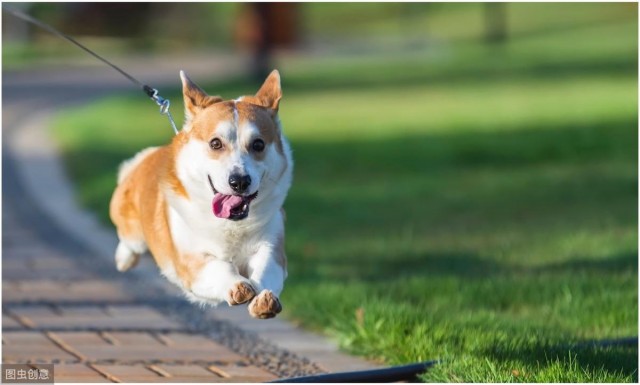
[{"x1": 145, "y1": 86, "x2": 179, "y2": 135}]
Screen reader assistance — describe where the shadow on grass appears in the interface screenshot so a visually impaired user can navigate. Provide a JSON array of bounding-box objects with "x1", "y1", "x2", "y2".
[
  {"x1": 314, "y1": 251, "x2": 639, "y2": 283},
  {"x1": 485, "y1": 336, "x2": 638, "y2": 381},
  {"x1": 206, "y1": 53, "x2": 637, "y2": 96},
  {"x1": 289, "y1": 251, "x2": 504, "y2": 283},
  {"x1": 64, "y1": 116, "x2": 637, "y2": 228},
  {"x1": 531, "y1": 252, "x2": 638, "y2": 274},
  {"x1": 289, "y1": 117, "x2": 637, "y2": 176},
  {"x1": 284, "y1": 119, "x2": 636, "y2": 246}
]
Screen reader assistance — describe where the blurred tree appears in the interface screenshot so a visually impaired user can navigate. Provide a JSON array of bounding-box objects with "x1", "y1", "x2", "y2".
[
  {"x1": 484, "y1": 3, "x2": 507, "y2": 44},
  {"x1": 60, "y1": 3, "x2": 152, "y2": 39},
  {"x1": 235, "y1": 3, "x2": 299, "y2": 82}
]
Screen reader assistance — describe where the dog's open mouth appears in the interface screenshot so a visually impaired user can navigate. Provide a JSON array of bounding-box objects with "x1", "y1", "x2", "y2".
[{"x1": 208, "y1": 175, "x2": 258, "y2": 220}]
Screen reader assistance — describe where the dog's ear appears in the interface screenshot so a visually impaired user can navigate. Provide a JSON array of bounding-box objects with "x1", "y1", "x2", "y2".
[
  {"x1": 180, "y1": 71, "x2": 222, "y2": 125},
  {"x1": 254, "y1": 70, "x2": 282, "y2": 113}
]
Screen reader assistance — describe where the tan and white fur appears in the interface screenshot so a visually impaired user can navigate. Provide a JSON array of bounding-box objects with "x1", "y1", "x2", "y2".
[{"x1": 110, "y1": 70, "x2": 292, "y2": 319}]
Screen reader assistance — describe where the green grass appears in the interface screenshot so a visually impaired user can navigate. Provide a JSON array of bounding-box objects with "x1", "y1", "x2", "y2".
[{"x1": 51, "y1": 3, "x2": 637, "y2": 382}]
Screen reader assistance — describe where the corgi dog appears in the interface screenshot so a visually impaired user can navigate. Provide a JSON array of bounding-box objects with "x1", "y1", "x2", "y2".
[{"x1": 109, "y1": 70, "x2": 292, "y2": 319}]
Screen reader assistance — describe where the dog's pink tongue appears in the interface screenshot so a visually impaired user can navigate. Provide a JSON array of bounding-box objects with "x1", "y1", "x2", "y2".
[{"x1": 212, "y1": 194, "x2": 244, "y2": 218}]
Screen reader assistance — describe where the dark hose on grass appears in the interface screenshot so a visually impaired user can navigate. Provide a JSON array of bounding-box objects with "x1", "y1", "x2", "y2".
[
  {"x1": 270, "y1": 337, "x2": 637, "y2": 383},
  {"x1": 269, "y1": 360, "x2": 439, "y2": 383}
]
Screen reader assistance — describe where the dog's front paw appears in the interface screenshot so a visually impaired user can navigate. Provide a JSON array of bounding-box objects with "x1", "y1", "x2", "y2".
[
  {"x1": 248, "y1": 290, "x2": 282, "y2": 319},
  {"x1": 227, "y1": 281, "x2": 256, "y2": 305}
]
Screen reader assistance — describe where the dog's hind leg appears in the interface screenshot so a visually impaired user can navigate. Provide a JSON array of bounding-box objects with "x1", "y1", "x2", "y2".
[
  {"x1": 114, "y1": 237, "x2": 147, "y2": 272},
  {"x1": 110, "y1": 177, "x2": 147, "y2": 272}
]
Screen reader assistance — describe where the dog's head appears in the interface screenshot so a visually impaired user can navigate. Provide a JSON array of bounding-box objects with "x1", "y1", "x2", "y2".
[{"x1": 173, "y1": 70, "x2": 289, "y2": 221}]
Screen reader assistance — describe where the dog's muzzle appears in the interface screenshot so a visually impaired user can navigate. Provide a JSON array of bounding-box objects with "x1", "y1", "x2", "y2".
[{"x1": 208, "y1": 175, "x2": 258, "y2": 220}]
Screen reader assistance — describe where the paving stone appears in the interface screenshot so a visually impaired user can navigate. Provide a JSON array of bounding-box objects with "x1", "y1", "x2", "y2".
[
  {"x1": 2, "y1": 253, "x2": 89, "y2": 280},
  {"x1": 2, "y1": 332, "x2": 77, "y2": 363},
  {"x1": 90, "y1": 364, "x2": 160, "y2": 381},
  {"x1": 2, "y1": 229, "x2": 34, "y2": 243},
  {"x1": 3, "y1": 267, "x2": 90, "y2": 280},
  {"x1": 3, "y1": 346, "x2": 77, "y2": 361},
  {"x1": 2, "y1": 246, "x2": 58, "y2": 259},
  {"x1": 54, "y1": 363, "x2": 111, "y2": 383},
  {"x1": 2, "y1": 314, "x2": 25, "y2": 329},
  {"x1": 3, "y1": 331, "x2": 56, "y2": 345},
  {"x1": 209, "y1": 363, "x2": 277, "y2": 381},
  {"x1": 58, "y1": 306, "x2": 109, "y2": 317},
  {"x1": 160, "y1": 332, "x2": 228, "y2": 347},
  {"x1": 304, "y1": 351, "x2": 381, "y2": 373},
  {"x1": 156, "y1": 377, "x2": 230, "y2": 383},
  {"x1": 149, "y1": 363, "x2": 225, "y2": 380},
  {"x1": 90, "y1": 364, "x2": 232, "y2": 383},
  {"x1": 156, "y1": 333, "x2": 248, "y2": 361},
  {"x1": 144, "y1": 377, "x2": 229, "y2": 383},
  {"x1": 6, "y1": 305, "x2": 58, "y2": 319},
  {"x1": 3, "y1": 281, "x2": 131, "y2": 302},
  {"x1": 86, "y1": 346, "x2": 245, "y2": 363},
  {"x1": 48, "y1": 332, "x2": 107, "y2": 346},
  {"x1": 8, "y1": 305, "x2": 183, "y2": 330},
  {"x1": 104, "y1": 305, "x2": 167, "y2": 318},
  {"x1": 4, "y1": 254, "x2": 73, "y2": 270},
  {"x1": 101, "y1": 331, "x2": 161, "y2": 346},
  {"x1": 52, "y1": 331, "x2": 246, "y2": 364}
]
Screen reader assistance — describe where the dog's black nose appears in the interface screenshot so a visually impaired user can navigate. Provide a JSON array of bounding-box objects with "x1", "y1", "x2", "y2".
[{"x1": 229, "y1": 174, "x2": 251, "y2": 193}]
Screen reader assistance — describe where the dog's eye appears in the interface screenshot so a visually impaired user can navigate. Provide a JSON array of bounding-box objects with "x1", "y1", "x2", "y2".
[
  {"x1": 252, "y1": 139, "x2": 265, "y2": 152},
  {"x1": 210, "y1": 138, "x2": 223, "y2": 150}
]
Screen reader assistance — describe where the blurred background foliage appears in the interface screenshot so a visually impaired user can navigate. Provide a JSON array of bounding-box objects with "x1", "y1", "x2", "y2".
[{"x1": 4, "y1": 3, "x2": 636, "y2": 68}]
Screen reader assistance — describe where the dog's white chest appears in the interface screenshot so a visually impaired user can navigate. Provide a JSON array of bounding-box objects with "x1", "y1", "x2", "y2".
[{"x1": 167, "y1": 200, "x2": 255, "y2": 263}]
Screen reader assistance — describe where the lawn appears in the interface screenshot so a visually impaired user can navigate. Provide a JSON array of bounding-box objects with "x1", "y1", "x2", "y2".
[{"x1": 51, "y1": 3, "x2": 637, "y2": 382}]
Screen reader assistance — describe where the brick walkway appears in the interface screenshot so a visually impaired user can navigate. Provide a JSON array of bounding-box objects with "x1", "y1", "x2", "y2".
[
  {"x1": 3, "y1": 61, "x2": 377, "y2": 382},
  {"x1": 2, "y1": 178, "x2": 280, "y2": 383}
]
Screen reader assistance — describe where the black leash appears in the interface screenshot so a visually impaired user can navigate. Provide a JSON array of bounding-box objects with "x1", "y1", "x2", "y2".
[
  {"x1": 3, "y1": 5, "x2": 179, "y2": 135},
  {"x1": 270, "y1": 360, "x2": 439, "y2": 383}
]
